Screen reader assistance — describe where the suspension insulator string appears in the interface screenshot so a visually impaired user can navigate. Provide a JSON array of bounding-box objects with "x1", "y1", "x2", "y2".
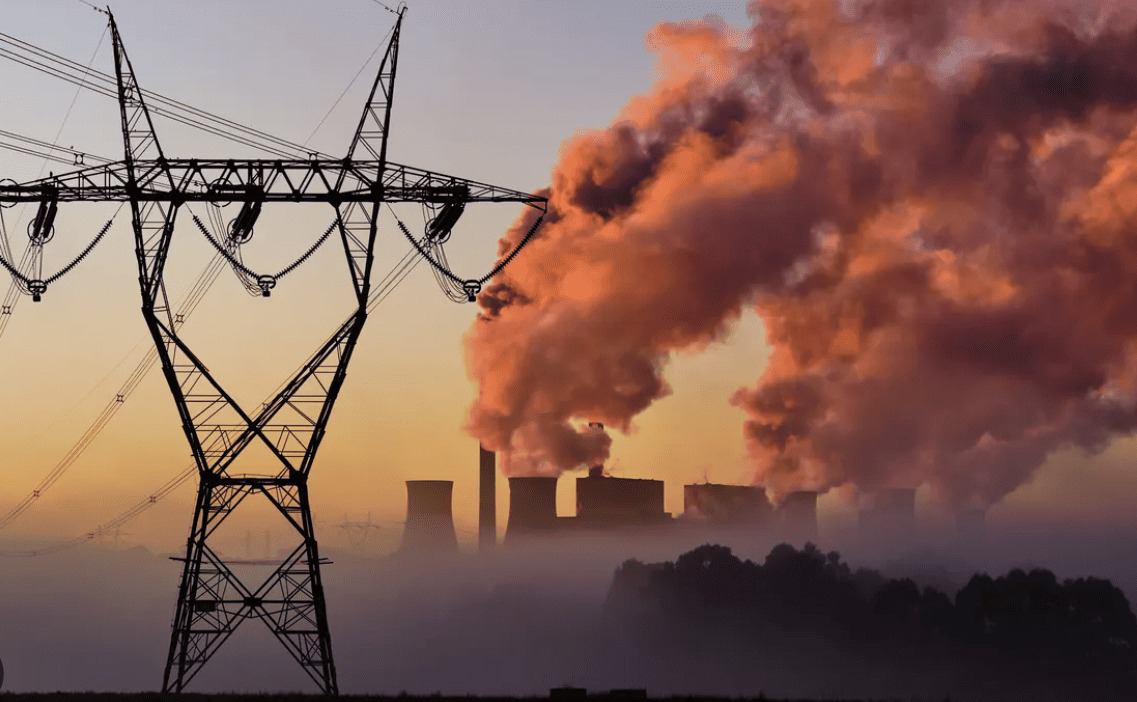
[
  {"x1": 391, "y1": 203, "x2": 545, "y2": 304},
  {"x1": 204, "y1": 203, "x2": 261, "y2": 296},
  {"x1": 477, "y1": 213, "x2": 544, "y2": 285},
  {"x1": 190, "y1": 213, "x2": 338, "y2": 297},
  {"x1": 0, "y1": 216, "x2": 115, "y2": 301}
]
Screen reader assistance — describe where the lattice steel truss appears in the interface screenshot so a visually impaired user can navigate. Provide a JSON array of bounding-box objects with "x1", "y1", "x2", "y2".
[{"x1": 0, "y1": 8, "x2": 545, "y2": 694}]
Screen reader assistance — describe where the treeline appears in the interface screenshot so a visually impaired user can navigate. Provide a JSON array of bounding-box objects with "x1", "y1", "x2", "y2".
[{"x1": 605, "y1": 543, "x2": 1137, "y2": 701}]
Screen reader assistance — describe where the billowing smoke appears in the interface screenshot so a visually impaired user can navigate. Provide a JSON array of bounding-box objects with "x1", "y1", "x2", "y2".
[{"x1": 465, "y1": 0, "x2": 1137, "y2": 507}]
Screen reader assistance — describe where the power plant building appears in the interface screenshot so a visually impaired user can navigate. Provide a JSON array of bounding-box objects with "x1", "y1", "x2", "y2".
[
  {"x1": 683, "y1": 483, "x2": 772, "y2": 525},
  {"x1": 576, "y1": 467, "x2": 668, "y2": 528}
]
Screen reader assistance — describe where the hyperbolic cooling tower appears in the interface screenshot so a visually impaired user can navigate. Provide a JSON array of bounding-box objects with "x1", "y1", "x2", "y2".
[
  {"x1": 400, "y1": 480, "x2": 458, "y2": 554},
  {"x1": 778, "y1": 490, "x2": 819, "y2": 538},
  {"x1": 506, "y1": 476, "x2": 559, "y2": 541}
]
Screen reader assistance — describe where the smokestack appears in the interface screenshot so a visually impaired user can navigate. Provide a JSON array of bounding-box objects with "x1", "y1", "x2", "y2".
[
  {"x1": 506, "y1": 476, "x2": 559, "y2": 542},
  {"x1": 400, "y1": 480, "x2": 458, "y2": 554},
  {"x1": 778, "y1": 490, "x2": 818, "y2": 540},
  {"x1": 465, "y1": 4, "x2": 1137, "y2": 511},
  {"x1": 479, "y1": 444, "x2": 496, "y2": 551}
]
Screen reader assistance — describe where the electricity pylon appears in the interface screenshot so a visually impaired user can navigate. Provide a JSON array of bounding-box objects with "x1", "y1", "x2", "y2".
[{"x1": 0, "y1": 8, "x2": 544, "y2": 693}]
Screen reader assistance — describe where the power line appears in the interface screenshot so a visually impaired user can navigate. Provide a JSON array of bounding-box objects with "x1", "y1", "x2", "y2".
[
  {"x1": 0, "y1": 245, "x2": 228, "y2": 531},
  {"x1": 303, "y1": 23, "x2": 396, "y2": 146},
  {"x1": 0, "y1": 28, "x2": 306, "y2": 153},
  {"x1": 369, "y1": 0, "x2": 401, "y2": 15},
  {"x1": 0, "y1": 31, "x2": 326, "y2": 158},
  {"x1": 0, "y1": 129, "x2": 110, "y2": 165},
  {"x1": 74, "y1": 0, "x2": 108, "y2": 15},
  {"x1": 0, "y1": 219, "x2": 427, "y2": 556},
  {"x1": 0, "y1": 14, "x2": 411, "y2": 531},
  {"x1": 45, "y1": 23, "x2": 109, "y2": 161},
  {"x1": 0, "y1": 25, "x2": 108, "y2": 340}
]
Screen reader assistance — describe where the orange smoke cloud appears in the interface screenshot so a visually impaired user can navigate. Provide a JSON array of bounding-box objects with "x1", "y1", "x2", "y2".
[{"x1": 465, "y1": 0, "x2": 1137, "y2": 507}]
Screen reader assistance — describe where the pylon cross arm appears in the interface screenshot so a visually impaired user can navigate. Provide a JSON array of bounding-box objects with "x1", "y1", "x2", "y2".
[{"x1": 0, "y1": 159, "x2": 547, "y2": 209}]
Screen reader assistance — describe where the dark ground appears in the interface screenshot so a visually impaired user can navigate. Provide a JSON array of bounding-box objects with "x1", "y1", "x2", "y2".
[{"x1": 0, "y1": 696, "x2": 898, "y2": 702}]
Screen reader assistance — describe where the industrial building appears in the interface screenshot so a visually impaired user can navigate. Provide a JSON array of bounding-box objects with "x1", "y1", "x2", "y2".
[
  {"x1": 466, "y1": 446, "x2": 833, "y2": 547},
  {"x1": 392, "y1": 446, "x2": 971, "y2": 555},
  {"x1": 575, "y1": 466, "x2": 668, "y2": 528},
  {"x1": 683, "y1": 483, "x2": 772, "y2": 525},
  {"x1": 399, "y1": 480, "x2": 458, "y2": 554}
]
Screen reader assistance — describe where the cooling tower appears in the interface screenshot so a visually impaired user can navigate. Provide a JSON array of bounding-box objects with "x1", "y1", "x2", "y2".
[
  {"x1": 506, "y1": 476, "x2": 559, "y2": 541},
  {"x1": 479, "y1": 444, "x2": 496, "y2": 551},
  {"x1": 859, "y1": 487, "x2": 917, "y2": 533},
  {"x1": 399, "y1": 480, "x2": 458, "y2": 554},
  {"x1": 778, "y1": 490, "x2": 819, "y2": 538},
  {"x1": 683, "y1": 483, "x2": 772, "y2": 524}
]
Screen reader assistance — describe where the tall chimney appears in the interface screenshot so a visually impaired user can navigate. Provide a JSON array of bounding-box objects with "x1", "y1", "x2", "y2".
[
  {"x1": 479, "y1": 444, "x2": 497, "y2": 551},
  {"x1": 506, "y1": 476, "x2": 559, "y2": 542},
  {"x1": 400, "y1": 480, "x2": 458, "y2": 554}
]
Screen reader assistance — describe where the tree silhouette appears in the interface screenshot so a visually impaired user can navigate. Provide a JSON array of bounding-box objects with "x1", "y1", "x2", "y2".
[{"x1": 606, "y1": 543, "x2": 1137, "y2": 701}]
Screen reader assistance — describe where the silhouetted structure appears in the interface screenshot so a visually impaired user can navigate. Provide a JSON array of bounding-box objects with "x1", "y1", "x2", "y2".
[
  {"x1": 683, "y1": 482, "x2": 772, "y2": 524},
  {"x1": 777, "y1": 490, "x2": 818, "y2": 538},
  {"x1": 859, "y1": 487, "x2": 917, "y2": 533},
  {"x1": 479, "y1": 444, "x2": 496, "y2": 551},
  {"x1": 335, "y1": 513, "x2": 382, "y2": 551},
  {"x1": 608, "y1": 543, "x2": 1137, "y2": 701},
  {"x1": 0, "y1": 7, "x2": 547, "y2": 694},
  {"x1": 576, "y1": 467, "x2": 667, "y2": 528},
  {"x1": 506, "y1": 476, "x2": 559, "y2": 541},
  {"x1": 400, "y1": 480, "x2": 458, "y2": 554}
]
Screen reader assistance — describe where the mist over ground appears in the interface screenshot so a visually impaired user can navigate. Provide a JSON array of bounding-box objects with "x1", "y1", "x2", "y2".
[{"x1": 1, "y1": 518, "x2": 1136, "y2": 700}]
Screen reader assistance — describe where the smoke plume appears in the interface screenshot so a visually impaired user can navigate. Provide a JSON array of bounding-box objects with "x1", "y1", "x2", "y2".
[{"x1": 465, "y1": 0, "x2": 1137, "y2": 507}]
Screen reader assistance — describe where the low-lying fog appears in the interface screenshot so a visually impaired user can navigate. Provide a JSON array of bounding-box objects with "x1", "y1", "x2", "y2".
[{"x1": 1, "y1": 519, "x2": 1135, "y2": 699}]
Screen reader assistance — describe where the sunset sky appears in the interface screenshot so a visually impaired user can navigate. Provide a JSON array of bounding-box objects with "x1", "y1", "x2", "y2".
[
  {"x1": 2, "y1": 0, "x2": 1137, "y2": 559},
  {"x1": 0, "y1": 0, "x2": 760, "y2": 553}
]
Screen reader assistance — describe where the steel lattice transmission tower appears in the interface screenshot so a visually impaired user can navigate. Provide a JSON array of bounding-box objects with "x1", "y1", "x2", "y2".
[{"x1": 0, "y1": 8, "x2": 544, "y2": 694}]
